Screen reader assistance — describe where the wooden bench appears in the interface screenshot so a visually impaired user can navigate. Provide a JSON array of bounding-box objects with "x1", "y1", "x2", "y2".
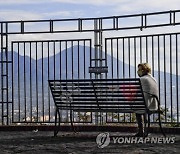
[{"x1": 48, "y1": 78, "x2": 165, "y2": 137}]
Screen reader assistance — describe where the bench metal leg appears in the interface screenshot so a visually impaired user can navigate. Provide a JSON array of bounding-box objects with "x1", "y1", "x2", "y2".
[
  {"x1": 54, "y1": 108, "x2": 60, "y2": 137},
  {"x1": 158, "y1": 111, "x2": 166, "y2": 137},
  {"x1": 70, "y1": 109, "x2": 76, "y2": 132}
]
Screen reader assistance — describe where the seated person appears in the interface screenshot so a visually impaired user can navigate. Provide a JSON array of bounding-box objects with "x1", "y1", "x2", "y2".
[{"x1": 135, "y1": 63, "x2": 159, "y2": 137}]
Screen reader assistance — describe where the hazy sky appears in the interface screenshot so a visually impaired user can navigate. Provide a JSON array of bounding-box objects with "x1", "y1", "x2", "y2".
[
  {"x1": 0, "y1": 0, "x2": 180, "y2": 73},
  {"x1": 0, "y1": 0, "x2": 180, "y2": 21}
]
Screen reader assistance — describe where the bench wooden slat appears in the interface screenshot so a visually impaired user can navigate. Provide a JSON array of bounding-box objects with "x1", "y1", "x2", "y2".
[
  {"x1": 49, "y1": 78, "x2": 140, "y2": 82},
  {"x1": 72, "y1": 109, "x2": 146, "y2": 113},
  {"x1": 50, "y1": 82, "x2": 140, "y2": 86},
  {"x1": 53, "y1": 98, "x2": 144, "y2": 101},
  {"x1": 55, "y1": 102, "x2": 144, "y2": 104},
  {"x1": 49, "y1": 78, "x2": 146, "y2": 112},
  {"x1": 51, "y1": 86, "x2": 141, "y2": 90},
  {"x1": 53, "y1": 94, "x2": 143, "y2": 97},
  {"x1": 52, "y1": 90, "x2": 142, "y2": 93}
]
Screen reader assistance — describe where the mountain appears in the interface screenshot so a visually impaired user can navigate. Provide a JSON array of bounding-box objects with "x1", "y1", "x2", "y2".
[{"x1": 0, "y1": 46, "x2": 180, "y2": 110}]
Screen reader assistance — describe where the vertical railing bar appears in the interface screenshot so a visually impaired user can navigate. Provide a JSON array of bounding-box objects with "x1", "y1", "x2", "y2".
[
  {"x1": 71, "y1": 41, "x2": 74, "y2": 79},
  {"x1": 70, "y1": 40, "x2": 75, "y2": 124},
  {"x1": 90, "y1": 40, "x2": 92, "y2": 79},
  {"x1": 105, "y1": 38, "x2": 107, "y2": 79},
  {"x1": 122, "y1": 38, "x2": 125, "y2": 122},
  {"x1": 1, "y1": 23, "x2": 4, "y2": 124},
  {"x1": 134, "y1": 37, "x2": 137, "y2": 78},
  {"x1": 5, "y1": 23, "x2": 9, "y2": 125},
  {"x1": 65, "y1": 41, "x2": 69, "y2": 122},
  {"x1": 140, "y1": 37, "x2": 142, "y2": 63},
  {"x1": 51, "y1": 20, "x2": 54, "y2": 32},
  {"x1": 113, "y1": 17, "x2": 115, "y2": 29},
  {"x1": 84, "y1": 40, "x2": 86, "y2": 79},
  {"x1": 105, "y1": 38, "x2": 108, "y2": 123},
  {"x1": 110, "y1": 38, "x2": 114, "y2": 122},
  {"x1": 66, "y1": 41, "x2": 68, "y2": 79},
  {"x1": 81, "y1": 19, "x2": 83, "y2": 31},
  {"x1": 71, "y1": 40, "x2": 74, "y2": 122},
  {"x1": 173, "y1": 11, "x2": 176, "y2": 25},
  {"x1": 47, "y1": 41, "x2": 50, "y2": 122},
  {"x1": 54, "y1": 41, "x2": 56, "y2": 80},
  {"x1": 11, "y1": 42, "x2": 14, "y2": 123},
  {"x1": 170, "y1": 11, "x2": 172, "y2": 25},
  {"x1": 116, "y1": 17, "x2": 118, "y2": 30},
  {"x1": 53, "y1": 41, "x2": 56, "y2": 122},
  {"x1": 78, "y1": 40, "x2": 80, "y2": 123},
  {"x1": 42, "y1": 42, "x2": 45, "y2": 122},
  {"x1": 76, "y1": 38, "x2": 80, "y2": 128},
  {"x1": 128, "y1": 38, "x2": 131, "y2": 78},
  {"x1": 175, "y1": 34, "x2": 179, "y2": 123},
  {"x1": 94, "y1": 19, "x2": 97, "y2": 80},
  {"x1": 35, "y1": 42, "x2": 38, "y2": 122},
  {"x1": 59, "y1": 41, "x2": 62, "y2": 121},
  {"x1": 144, "y1": 14, "x2": 147, "y2": 27},
  {"x1": 23, "y1": 42, "x2": 26, "y2": 122},
  {"x1": 21, "y1": 21, "x2": 24, "y2": 34},
  {"x1": 128, "y1": 37, "x2": 131, "y2": 122},
  {"x1": 78, "y1": 19, "x2": 80, "y2": 32},
  {"x1": 157, "y1": 35, "x2": 160, "y2": 123},
  {"x1": 141, "y1": 14, "x2": 143, "y2": 31},
  {"x1": 78, "y1": 19, "x2": 80, "y2": 31},
  {"x1": 170, "y1": 34, "x2": 173, "y2": 122},
  {"x1": 163, "y1": 35, "x2": 167, "y2": 122},
  {"x1": 50, "y1": 20, "x2": 51, "y2": 32},
  {"x1": 152, "y1": 36, "x2": 155, "y2": 77},
  {"x1": 152, "y1": 36, "x2": 155, "y2": 122},
  {"x1": 146, "y1": 36, "x2": 148, "y2": 63},
  {"x1": 30, "y1": 42, "x2": 32, "y2": 122},
  {"x1": 111, "y1": 39, "x2": 113, "y2": 78},
  {"x1": 17, "y1": 43, "x2": 20, "y2": 122},
  {"x1": 99, "y1": 19, "x2": 103, "y2": 81},
  {"x1": 60, "y1": 41, "x2": 62, "y2": 80},
  {"x1": 78, "y1": 41, "x2": 80, "y2": 79},
  {"x1": 122, "y1": 38, "x2": 125, "y2": 78},
  {"x1": 117, "y1": 38, "x2": 119, "y2": 78}
]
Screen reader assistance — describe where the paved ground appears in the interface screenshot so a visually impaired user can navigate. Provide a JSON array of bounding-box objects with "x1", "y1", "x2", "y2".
[{"x1": 0, "y1": 131, "x2": 179, "y2": 154}]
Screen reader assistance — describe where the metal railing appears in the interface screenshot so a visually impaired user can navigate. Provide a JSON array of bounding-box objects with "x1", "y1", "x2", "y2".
[
  {"x1": 0, "y1": 10, "x2": 180, "y2": 126},
  {"x1": 0, "y1": 10, "x2": 180, "y2": 34}
]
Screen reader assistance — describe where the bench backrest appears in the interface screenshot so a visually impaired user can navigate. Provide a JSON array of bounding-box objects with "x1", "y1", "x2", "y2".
[{"x1": 49, "y1": 78, "x2": 147, "y2": 113}]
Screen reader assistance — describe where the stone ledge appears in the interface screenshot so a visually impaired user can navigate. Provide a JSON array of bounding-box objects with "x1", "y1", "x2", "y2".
[{"x1": 0, "y1": 125, "x2": 179, "y2": 134}]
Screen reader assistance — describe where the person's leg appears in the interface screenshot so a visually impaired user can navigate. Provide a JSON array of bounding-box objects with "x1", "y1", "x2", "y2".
[
  {"x1": 143, "y1": 113, "x2": 148, "y2": 137},
  {"x1": 135, "y1": 113, "x2": 143, "y2": 137}
]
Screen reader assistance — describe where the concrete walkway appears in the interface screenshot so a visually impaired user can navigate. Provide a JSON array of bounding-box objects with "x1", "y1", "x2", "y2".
[{"x1": 0, "y1": 131, "x2": 179, "y2": 154}]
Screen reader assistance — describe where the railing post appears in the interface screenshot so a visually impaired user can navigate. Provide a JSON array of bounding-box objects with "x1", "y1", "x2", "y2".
[{"x1": 0, "y1": 22, "x2": 12, "y2": 125}]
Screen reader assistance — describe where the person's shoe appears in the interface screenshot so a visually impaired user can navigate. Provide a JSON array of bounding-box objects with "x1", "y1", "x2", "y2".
[
  {"x1": 143, "y1": 132, "x2": 149, "y2": 137},
  {"x1": 134, "y1": 131, "x2": 144, "y2": 137}
]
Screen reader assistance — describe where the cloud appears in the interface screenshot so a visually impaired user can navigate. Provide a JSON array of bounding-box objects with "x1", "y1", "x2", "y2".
[
  {"x1": 0, "y1": 0, "x2": 127, "y2": 6},
  {"x1": 114, "y1": 0, "x2": 180, "y2": 14},
  {"x1": 0, "y1": 10, "x2": 42, "y2": 21},
  {"x1": 0, "y1": 0, "x2": 179, "y2": 13},
  {"x1": 0, "y1": 0, "x2": 40, "y2": 5},
  {"x1": 0, "y1": 10, "x2": 84, "y2": 21},
  {"x1": 43, "y1": 11, "x2": 84, "y2": 19},
  {"x1": 0, "y1": 11, "x2": 40, "y2": 21},
  {"x1": 0, "y1": 0, "x2": 179, "y2": 20},
  {"x1": 50, "y1": 0, "x2": 126, "y2": 6}
]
